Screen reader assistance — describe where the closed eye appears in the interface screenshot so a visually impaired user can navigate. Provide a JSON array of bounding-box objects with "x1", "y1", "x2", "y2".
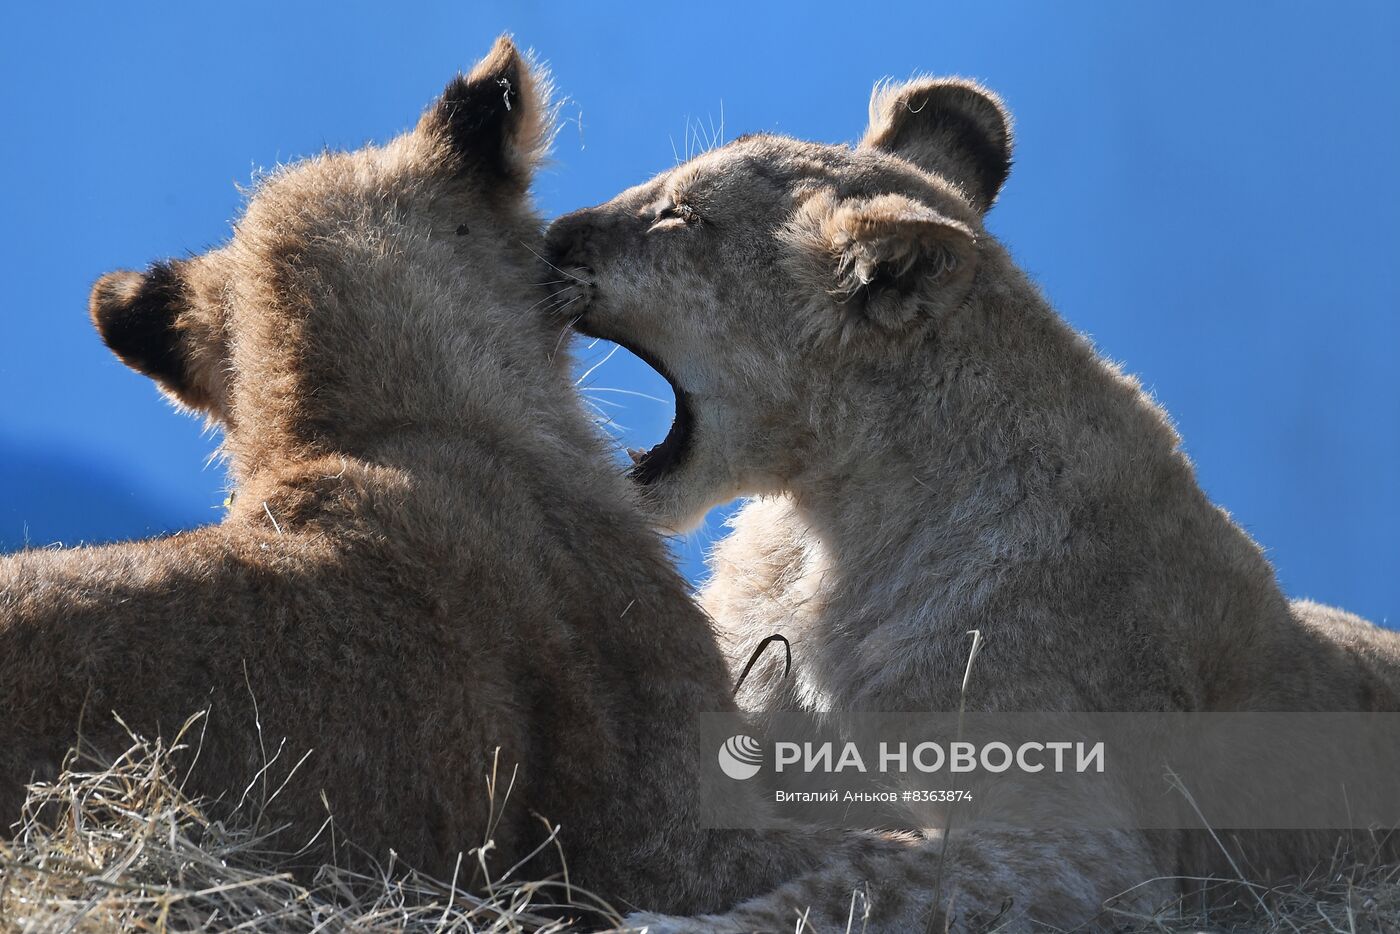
[{"x1": 652, "y1": 199, "x2": 699, "y2": 227}]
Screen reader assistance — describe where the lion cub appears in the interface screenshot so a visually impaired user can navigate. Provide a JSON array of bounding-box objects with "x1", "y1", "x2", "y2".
[
  {"x1": 547, "y1": 76, "x2": 1400, "y2": 930},
  {"x1": 0, "y1": 38, "x2": 852, "y2": 918}
]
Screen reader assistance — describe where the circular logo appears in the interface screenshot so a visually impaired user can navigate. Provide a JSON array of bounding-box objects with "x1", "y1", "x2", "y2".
[{"x1": 718, "y1": 734, "x2": 763, "y2": 780}]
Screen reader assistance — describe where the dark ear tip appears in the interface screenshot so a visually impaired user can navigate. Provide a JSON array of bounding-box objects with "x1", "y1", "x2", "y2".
[
  {"x1": 488, "y1": 34, "x2": 521, "y2": 61},
  {"x1": 424, "y1": 35, "x2": 545, "y2": 187},
  {"x1": 914, "y1": 78, "x2": 1013, "y2": 144},
  {"x1": 88, "y1": 269, "x2": 146, "y2": 331},
  {"x1": 466, "y1": 34, "x2": 523, "y2": 86},
  {"x1": 433, "y1": 35, "x2": 525, "y2": 114},
  {"x1": 865, "y1": 75, "x2": 1014, "y2": 211},
  {"x1": 88, "y1": 262, "x2": 187, "y2": 387}
]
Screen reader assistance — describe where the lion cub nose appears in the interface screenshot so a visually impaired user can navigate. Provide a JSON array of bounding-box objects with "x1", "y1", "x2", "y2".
[{"x1": 545, "y1": 208, "x2": 605, "y2": 272}]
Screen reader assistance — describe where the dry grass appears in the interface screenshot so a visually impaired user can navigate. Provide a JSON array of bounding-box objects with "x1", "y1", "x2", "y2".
[
  {"x1": 0, "y1": 715, "x2": 622, "y2": 933},
  {"x1": 1096, "y1": 768, "x2": 1400, "y2": 934},
  {"x1": 1105, "y1": 857, "x2": 1400, "y2": 934},
  {"x1": 2, "y1": 722, "x2": 1397, "y2": 934}
]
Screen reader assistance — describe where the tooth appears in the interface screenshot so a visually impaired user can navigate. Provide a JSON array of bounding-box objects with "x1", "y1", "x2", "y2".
[{"x1": 627, "y1": 448, "x2": 646, "y2": 464}]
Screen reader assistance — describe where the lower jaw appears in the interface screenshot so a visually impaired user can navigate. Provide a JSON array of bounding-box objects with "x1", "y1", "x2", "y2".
[
  {"x1": 625, "y1": 382, "x2": 692, "y2": 487},
  {"x1": 628, "y1": 434, "x2": 687, "y2": 486}
]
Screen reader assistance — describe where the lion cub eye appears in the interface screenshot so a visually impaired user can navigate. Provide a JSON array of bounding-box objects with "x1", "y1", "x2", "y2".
[{"x1": 652, "y1": 199, "x2": 698, "y2": 227}]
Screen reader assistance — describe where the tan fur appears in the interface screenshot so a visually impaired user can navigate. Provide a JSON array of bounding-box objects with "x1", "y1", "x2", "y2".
[
  {"x1": 0, "y1": 39, "x2": 903, "y2": 920},
  {"x1": 547, "y1": 75, "x2": 1400, "y2": 931}
]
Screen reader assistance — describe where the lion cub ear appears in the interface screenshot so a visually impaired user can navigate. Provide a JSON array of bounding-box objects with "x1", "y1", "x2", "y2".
[
  {"x1": 418, "y1": 35, "x2": 551, "y2": 190},
  {"x1": 784, "y1": 192, "x2": 978, "y2": 340},
  {"x1": 89, "y1": 262, "x2": 226, "y2": 417},
  {"x1": 860, "y1": 77, "x2": 1013, "y2": 211}
]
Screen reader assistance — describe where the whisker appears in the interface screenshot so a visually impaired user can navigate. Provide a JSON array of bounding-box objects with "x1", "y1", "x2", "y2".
[
  {"x1": 575, "y1": 343, "x2": 620, "y2": 386},
  {"x1": 523, "y1": 288, "x2": 572, "y2": 315},
  {"x1": 549, "y1": 313, "x2": 585, "y2": 360},
  {"x1": 582, "y1": 398, "x2": 630, "y2": 433},
  {"x1": 551, "y1": 294, "x2": 583, "y2": 319},
  {"x1": 599, "y1": 416, "x2": 632, "y2": 433},
  {"x1": 520, "y1": 241, "x2": 585, "y2": 283},
  {"x1": 583, "y1": 387, "x2": 672, "y2": 405}
]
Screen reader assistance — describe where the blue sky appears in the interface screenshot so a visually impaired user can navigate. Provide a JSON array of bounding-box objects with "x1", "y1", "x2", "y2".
[{"x1": 1, "y1": 2, "x2": 1396, "y2": 624}]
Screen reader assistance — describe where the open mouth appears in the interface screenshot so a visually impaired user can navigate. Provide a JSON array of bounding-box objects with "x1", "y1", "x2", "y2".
[{"x1": 575, "y1": 321, "x2": 693, "y2": 485}]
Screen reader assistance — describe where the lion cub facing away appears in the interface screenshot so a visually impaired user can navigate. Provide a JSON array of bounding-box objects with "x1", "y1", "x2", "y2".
[
  {"x1": 0, "y1": 38, "x2": 853, "y2": 917},
  {"x1": 547, "y1": 76, "x2": 1400, "y2": 929}
]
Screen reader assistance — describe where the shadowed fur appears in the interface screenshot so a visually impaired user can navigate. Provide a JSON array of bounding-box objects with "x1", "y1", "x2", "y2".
[
  {"x1": 861, "y1": 76, "x2": 1013, "y2": 210},
  {"x1": 545, "y1": 74, "x2": 1400, "y2": 931},
  {"x1": 90, "y1": 261, "x2": 229, "y2": 415}
]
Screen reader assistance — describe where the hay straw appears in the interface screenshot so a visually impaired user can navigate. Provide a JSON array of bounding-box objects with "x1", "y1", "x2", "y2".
[
  {"x1": 2, "y1": 720, "x2": 1395, "y2": 933},
  {"x1": 0, "y1": 718, "x2": 618, "y2": 933}
]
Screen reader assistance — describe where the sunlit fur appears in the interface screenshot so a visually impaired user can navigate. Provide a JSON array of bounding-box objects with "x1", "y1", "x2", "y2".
[{"x1": 548, "y1": 75, "x2": 1400, "y2": 931}]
